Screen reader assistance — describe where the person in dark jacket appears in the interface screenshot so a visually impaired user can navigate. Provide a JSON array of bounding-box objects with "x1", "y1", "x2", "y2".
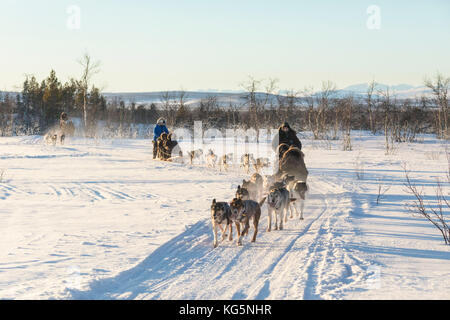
[
  {"x1": 153, "y1": 118, "x2": 169, "y2": 159},
  {"x1": 59, "y1": 112, "x2": 68, "y2": 145},
  {"x1": 272, "y1": 122, "x2": 302, "y2": 156}
]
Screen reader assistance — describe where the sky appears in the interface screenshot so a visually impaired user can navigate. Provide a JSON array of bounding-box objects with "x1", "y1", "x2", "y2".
[{"x1": 0, "y1": 0, "x2": 449, "y2": 92}]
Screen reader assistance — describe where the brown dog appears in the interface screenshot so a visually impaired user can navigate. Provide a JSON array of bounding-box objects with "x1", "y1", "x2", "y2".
[{"x1": 229, "y1": 197, "x2": 266, "y2": 246}]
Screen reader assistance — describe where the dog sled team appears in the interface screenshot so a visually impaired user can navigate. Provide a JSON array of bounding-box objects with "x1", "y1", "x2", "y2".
[
  {"x1": 211, "y1": 122, "x2": 310, "y2": 248},
  {"x1": 43, "y1": 115, "x2": 308, "y2": 248},
  {"x1": 150, "y1": 118, "x2": 309, "y2": 248},
  {"x1": 152, "y1": 117, "x2": 272, "y2": 171},
  {"x1": 44, "y1": 112, "x2": 75, "y2": 145}
]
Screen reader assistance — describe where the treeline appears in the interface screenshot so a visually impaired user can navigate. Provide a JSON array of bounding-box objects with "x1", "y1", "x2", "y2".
[
  {"x1": 0, "y1": 70, "x2": 106, "y2": 136},
  {"x1": 0, "y1": 71, "x2": 448, "y2": 143}
]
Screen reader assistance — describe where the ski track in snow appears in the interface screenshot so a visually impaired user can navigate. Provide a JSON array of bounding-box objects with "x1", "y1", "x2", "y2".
[{"x1": 70, "y1": 172, "x2": 371, "y2": 300}]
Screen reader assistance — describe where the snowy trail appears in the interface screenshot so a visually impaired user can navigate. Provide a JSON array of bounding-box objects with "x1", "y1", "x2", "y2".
[
  {"x1": 2, "y1": 134, "x2": 449, "y2": 299},
  {"x1": 71, "y1": 174, "x2": 371, "y2": 300}
]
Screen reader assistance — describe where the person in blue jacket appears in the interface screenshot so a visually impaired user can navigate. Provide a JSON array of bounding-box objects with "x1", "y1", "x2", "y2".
[{"x1": 153, "y1": 117, "x2": 169, "y2": 159}]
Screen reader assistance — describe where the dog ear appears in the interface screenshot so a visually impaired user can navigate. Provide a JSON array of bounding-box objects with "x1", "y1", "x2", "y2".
[{"x1": 212, "y1": 199, "x2": 216, "y2": 204}]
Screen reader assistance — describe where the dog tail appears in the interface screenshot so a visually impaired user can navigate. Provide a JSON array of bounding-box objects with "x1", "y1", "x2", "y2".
[{"x1": 258, "y1": 197, "x2": 267, "y2": 207}]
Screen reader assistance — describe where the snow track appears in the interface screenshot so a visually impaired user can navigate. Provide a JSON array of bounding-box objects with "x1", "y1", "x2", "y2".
[
  {"x1": 71, "y1": 174, "x2": 371, "y2": 300},
  {"x1": 2, "y1": 135, "x2": 448, "y2": 299}
]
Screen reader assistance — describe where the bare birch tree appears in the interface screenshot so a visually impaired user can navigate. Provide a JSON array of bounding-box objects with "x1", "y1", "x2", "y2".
[{"x1": 78, "y1": 53, "x2": 101, "y2": 133}]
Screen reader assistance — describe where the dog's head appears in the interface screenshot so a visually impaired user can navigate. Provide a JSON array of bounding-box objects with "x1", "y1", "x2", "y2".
[
  {"x1": 268, "y1": 188, "x2": 284, "y2": 208},
  {"x1": 211, "y1": 199, "x2": 229, "y2": 224},
  {"x1": 230, "y1": 198, "x2": 246, "y2": 222},
  {"x1": 242, "y1": 179, "x2": 252, "y2": 189},
  {"x1": 283, "y1": 174, "x2": 295, "y2": 185},
  {"x1": 236, "y1": 185, "x2": 250, "y2": 200},
  {"x1": 250, "y1": 173, "x2": 263, "y2": 184}
]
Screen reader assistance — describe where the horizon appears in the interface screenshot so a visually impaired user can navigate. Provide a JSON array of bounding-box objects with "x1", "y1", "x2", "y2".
[{"x1": 1, "y1": 0, "x2": 449, "y2": 92}]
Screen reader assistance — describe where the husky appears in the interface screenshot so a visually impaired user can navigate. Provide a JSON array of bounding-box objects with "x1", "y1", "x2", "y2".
[
  {"x1": 242, "y1": 173, "x2": 263, "y2": 201},
  {"x1": 189, "y1": 149, "x2": 203, "y2": 165},
  {"x1": 267, "y1": 187, "x2": 295, "y2": 231},
  {"x1": 240, "y1": 153, "x2": 255, "y2": 174},
  {"x1": 218, "y1": 154, "x2": 231, "y2": 172},
  {"x1": 229, "y1": 197, "x2": 266, "y2": 246},
  {"x1": 206, "y1": 149, "x2": 217, "y2": 168},
  {"x1": 211, "y1": 199, "x2": 232, "y2": 248},
  {"x1": 263, "y1": 174, "x2": 276, "y2": 194},
  {"x1": 289, "y1": 181, "x2": 308, "y2": 220},
  {"x1": 236, "y1": 185, "x2": 250, "y2": 200},
  {"x1": 253, "y1": 157, "x2": 270, "y2": 173},
  {"x1": 263, "y1": 173, "x2": 291, "y2": 193},
  {"x1": 44, "y1": 132, "x2": 58, "y2": 145},
  {"x1": 281, "y1": 174, "x2": 296, "y2": 191}
]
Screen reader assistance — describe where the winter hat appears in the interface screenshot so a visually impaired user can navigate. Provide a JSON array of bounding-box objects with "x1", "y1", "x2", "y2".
[
  {"x1": 157, "y1": 118, "x2": 166, "y2": 125},
  {"x1": 281, "y1": 122, "x2": 291, "y2": 129}
]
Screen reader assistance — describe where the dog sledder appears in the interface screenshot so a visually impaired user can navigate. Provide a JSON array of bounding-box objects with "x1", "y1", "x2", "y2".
[
  {"x1": 152, "y1": 118, "x2": 183, "y2": 162},
  {"x1": 44, "y1": 112, "x2": 75, "y2": 145}
]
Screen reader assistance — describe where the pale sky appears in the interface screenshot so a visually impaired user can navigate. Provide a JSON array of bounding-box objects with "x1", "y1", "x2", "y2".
[{"x1": 1, "y1": 0, "x2": 449, "y2": 92}]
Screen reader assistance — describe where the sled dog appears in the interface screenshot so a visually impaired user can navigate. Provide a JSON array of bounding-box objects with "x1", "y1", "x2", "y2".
[
  {"x1": 206, "y1": 149, "x2": 217, "y2": 168},
  {"x1": 229, "y1": 197, "x2": 266, "y2": 246},
  {"x1": 211, "y1": 199, "x2": 232, "y2": 248},
  {"x1": 289, "y1": 181, "x2": 308, "y2": 220},
  {"x1": 254, "y1": 157, "x2": 270, "y2": 173},
  {"x1": 235, "y1": 185, "x2": 250, "y2": 200},
  {"x1": 218, "y1": 154, "x2": 232, "y2": 172},
  {"x1": 189, "y1": 149, "x2": 203, "y2": 164},
  {"x1": 242, "y1": 173, "x2": 264, "y2": 201},
  {"x1": 240, "y1": 153, "x2": 255, "y2": 174},
  {"x1": 267, "y1": 187, "x2": 295, "y2": 231}
]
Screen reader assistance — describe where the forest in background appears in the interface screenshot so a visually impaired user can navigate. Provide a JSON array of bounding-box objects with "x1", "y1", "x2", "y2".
[{"x1": 1, "y1": 67, "x2": 448, "y2": 148}]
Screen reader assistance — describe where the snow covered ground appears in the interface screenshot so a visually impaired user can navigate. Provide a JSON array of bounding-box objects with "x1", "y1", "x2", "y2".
[{"x1": 0, "y1": 132, "x2": 449, "y2": 300}]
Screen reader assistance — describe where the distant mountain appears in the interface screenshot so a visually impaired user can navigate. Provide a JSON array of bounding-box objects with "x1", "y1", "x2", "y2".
[
  {"x1": 2, "y1": 82, "x2": 432, "y2": 108},
  {"x1": 338, "y1": 83, "x2": 431, "y2": 99}
]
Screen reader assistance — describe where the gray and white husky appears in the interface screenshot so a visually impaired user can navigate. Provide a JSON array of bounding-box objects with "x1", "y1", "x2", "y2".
[
  {"x1": 267, "y1": 187, "x2": 295, "y2": 231},
  {"x1": 211, "y1": 199, "x2": 232, "y2": 248},
  {"x1": 229, "y1": 197, "x2": 266, "y2": 246}
]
